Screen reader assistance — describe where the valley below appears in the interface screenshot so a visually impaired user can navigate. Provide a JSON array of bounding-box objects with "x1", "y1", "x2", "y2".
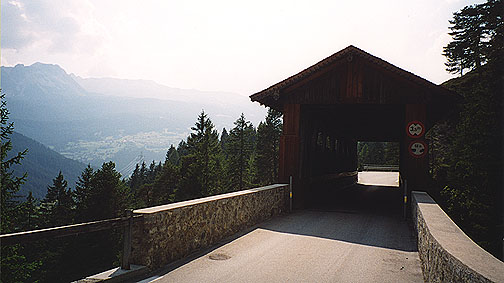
[{"x1": 2, "y1": 62, "x2": 266, "y2": 195}]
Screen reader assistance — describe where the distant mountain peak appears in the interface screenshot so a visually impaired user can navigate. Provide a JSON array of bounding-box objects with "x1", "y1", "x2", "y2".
[{"x1": 1, "y1": 62, "x2": 88, "y2": 99}]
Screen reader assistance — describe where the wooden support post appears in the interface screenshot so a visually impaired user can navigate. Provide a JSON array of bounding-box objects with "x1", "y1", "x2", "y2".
[
  {"x1": 121, "y1": 209, "x2": 133, "y2": 270},
  {"x1": 402, "y1": 104, "x2": 428, "y2": 191},
  {"x1": 279, "y1": 104, "x2": 301, "y2": 207}
]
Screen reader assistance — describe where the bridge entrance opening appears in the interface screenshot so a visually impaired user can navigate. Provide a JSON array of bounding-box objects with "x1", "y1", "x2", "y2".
[
  {"x1": 250, "y1": 46, "x2": 458, "y2": 209},
  {"x1": 357, "y1": 141, "x2": 400, "y2": 187}
]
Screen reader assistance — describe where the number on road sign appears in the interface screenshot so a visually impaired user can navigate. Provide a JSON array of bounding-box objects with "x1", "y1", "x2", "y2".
[
  {"x1": 409, "y1": 141, "x2": 427, "y2": 158},
  {"x1": 406, "y1": 121, "x2": 425, "y2": 138}
]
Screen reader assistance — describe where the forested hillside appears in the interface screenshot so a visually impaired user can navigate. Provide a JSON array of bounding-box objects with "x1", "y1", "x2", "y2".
[
  {"x1": 428, "y1": 0, "x2": 502, "y2": 259},
  {"x1": 10, "y1": 132, "x2": 86, "y2": 199}
]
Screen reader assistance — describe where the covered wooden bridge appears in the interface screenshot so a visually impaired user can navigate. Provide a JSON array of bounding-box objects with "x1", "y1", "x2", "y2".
[{"x1": 250, "y1": 45, "x2": 458, "y2": 208}]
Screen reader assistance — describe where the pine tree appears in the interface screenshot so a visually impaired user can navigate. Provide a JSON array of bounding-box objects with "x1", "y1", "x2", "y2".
[
  {"x1": 220, "y1": 128, "x2": 229, "y2": 158},
  {"x1": 1, "y1": 92, "x2": 27, "y2": 233},
  {"x1": 226, "y1": 113, "x2": 256, "y2": 191},
  {"x1": 20, "y1": 192, "x2": 39, "y2": 230},
  {"x1": 74, "y1": 165, "x2": 95, "y2": 222},
  {"x1": 91, "y1": 162, "x2": 132, "y2": 220},
  {"x1": 255, "y1": 108, "x2": 282, "y2": 185},
  {"x1": 41, "y1": 171, "x2": 74, "y2": 227},
  {"x1": 71, "y1": 163, "x2": 133, "y2": 280},
  {"x1": 151, "y1": 162, "x2": 179, "y2": 205},
  {"x1": 0, "y1": 92, "x2": 35, "y2": 282},
  {"x1": 177, "y1": 111, "x2": 223, "y2": 200},
  {"x1": 443, "y1": 0, "x2": 503, "y2": 75},
  {"x1": 177, "y1": 140, "x2": 189, "y2": 158},
  {"x1": 165, "y1": 144, "x2": 180, "y2": 165},
  {"x1": 128, "y1": 164, "x2": 141, "y2": 191}
]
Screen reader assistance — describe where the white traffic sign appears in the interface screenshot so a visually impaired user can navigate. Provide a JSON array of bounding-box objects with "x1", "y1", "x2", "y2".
[
  {"x1": 409, "y1": 141, "x2": 427, "y2": 158},
  {"x1": 407, "y1": 121, "x2": 425, "y2": 138}
]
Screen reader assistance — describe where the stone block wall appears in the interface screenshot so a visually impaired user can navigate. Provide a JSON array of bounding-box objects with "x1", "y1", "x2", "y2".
[
  {"x1": 131, "y1": 184, "x2": 290, "y2": 268},
  {"x1": 411, "y1": 191, "x2": 504, "y2": 283}
]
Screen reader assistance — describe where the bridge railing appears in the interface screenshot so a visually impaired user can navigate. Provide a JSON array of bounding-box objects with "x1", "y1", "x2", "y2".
[
  {"x1": 361, "y1": 164, "x2": 399, "y2": 171},
  {"x1": 1, "y1": 184, "x2": 290, "y2": 278},
  {"x1": 412, "y1": 191, "x2": 504, "y2": 282},
  {"x1": 0, "y1": 211, "x2": 143, "y2": 270},
  {"x1": 130, "y1": 184, "x2": 290, "y2": 268}
]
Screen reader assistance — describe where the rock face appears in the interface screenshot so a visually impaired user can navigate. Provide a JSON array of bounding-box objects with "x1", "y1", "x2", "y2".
[
  {"x1": 131, "y1": 184, "x2": 290, "y2": 268},
  {"x1": 412, "y1": 191, "x2": 504, "y2": 283}
]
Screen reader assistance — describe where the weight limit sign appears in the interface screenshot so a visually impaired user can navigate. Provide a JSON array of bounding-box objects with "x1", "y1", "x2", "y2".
[
  {"x1": 406, "y1": 121, "x2": 425, "y2": 138},
  {"x1": 409, "y1": 140, "x2": 427, "y2": 158}
]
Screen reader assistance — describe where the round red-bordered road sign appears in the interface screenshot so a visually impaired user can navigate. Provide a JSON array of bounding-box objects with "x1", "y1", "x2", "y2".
[
  {"x1": 406, "y1": 121, "x2": 425, "y2": 138},
  {"x1": 409, "y1": 140, "x2": 427, "y2": 158}
]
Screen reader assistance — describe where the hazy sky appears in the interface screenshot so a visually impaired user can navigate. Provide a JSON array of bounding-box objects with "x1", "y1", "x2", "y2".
[{"x1": 1, "y1": 0, "x2": 485, "y2": 95}]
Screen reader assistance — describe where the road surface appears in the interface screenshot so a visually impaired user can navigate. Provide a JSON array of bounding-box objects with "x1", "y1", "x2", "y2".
[
  {"x1": 136, "y1": 173, "x2": 422, "y2": 283},
  {"x1": 358, "y1": 171, "x2": 399, "y2": 187}
]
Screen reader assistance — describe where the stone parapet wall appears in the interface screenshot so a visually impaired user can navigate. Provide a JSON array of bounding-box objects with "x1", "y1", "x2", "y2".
[
  {"x1": 131, "y1": 184, "x2": 290, "y2": 268},
  {"x1": 412, "y1": 191, "x2": 504, "y2": 282}
]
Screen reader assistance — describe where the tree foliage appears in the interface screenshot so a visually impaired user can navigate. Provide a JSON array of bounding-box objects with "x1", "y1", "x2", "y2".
[
  {"x1": 1, "y1": 92, "x2": 27, "y2": 233},
  {"x1": 357, "y1": 142, "x2": 399, "y2": 169},
  {"x1": 225, "y1": 113, "x2": 256, "y2": 191},
  {"x1": 0, "y1": 91, "x2": 34, "y2": 283},
  {"x1": 40, "y1": 171, "x2": 74, "y2": 226},
  {"x1": 443, "y1": 0, "x2": 503, "y2": 75},
  {"x1": 255, "y1": 108, "x2": 282, "y2": 185},
  {"x1": 431, "y1": 0, "x2": 503, "y2": 259},
  {"x1": 177, "y1": 111, "x2": 223, "y2": 200}
]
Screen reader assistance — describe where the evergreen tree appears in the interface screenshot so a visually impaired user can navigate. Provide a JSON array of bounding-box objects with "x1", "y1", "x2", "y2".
[
  {"x1": 74, "y1": 165, "x2": 95, "y2": 222},
  {"x1": 139, "y1": 161, "x2": 147, "y2": 183},
  {"x1": 91, "y1": 162, "x2": 132, "y2": 220},
  {"x1": 220, "y1": 128, "x2": 229, "y2": 158},
  {"x1": 177, "y1": 111, "x2": 223, "y2": 200},
  {"x1": 1, "y1": 93, "x2": 27, "y2": 233},
  {"x1": 226, "y1": 113, "x2": 256, "y2": 191},
  {"x1": 128, "y1": 164, "x2": 142, "y2": 192},
  {"x1": 20, "y1": 192, "x2": 39, "y2": 231},
  {"x1": 151, "y1": 162, "x2": 179, "y2": 205},
  {"x1": 0, "y1": 92, "x2": 35, "y2": 282},
  {"x1": 177, "y1": 140, "x2": 189, "y2": 159},
  {"x1": 41, "y1": 171, "x2": 74, "y2": 227},
  {"x1": 165, "y1": 144, "x2": 180, "y2": 165},
  {"x1": 443, "y1": 0, "x2": 503, "y2": 75},
  {"x1": 38, "y1": 172, "x2": 76, "y2": 282},
  {"x1": 255, "y1": 108, "x2": 282, "y2": 185}
]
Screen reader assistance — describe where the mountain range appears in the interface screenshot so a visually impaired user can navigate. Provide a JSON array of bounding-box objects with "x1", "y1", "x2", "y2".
[{"x1": 1, "y1": 62, "x2": 267, "y2": 196}]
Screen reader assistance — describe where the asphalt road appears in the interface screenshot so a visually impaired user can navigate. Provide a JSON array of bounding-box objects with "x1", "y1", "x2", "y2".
[
  {"x1": 136, "y1": 173, "x2": 423, "y2": 283},
  {"x1": 358, "y1": 171, "x2": 399, "y2": 187}
]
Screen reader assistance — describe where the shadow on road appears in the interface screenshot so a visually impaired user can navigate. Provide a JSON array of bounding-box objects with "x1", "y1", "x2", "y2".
[
  {"x1": 308, "y1": 183, "x2": 404, "y2": 215},
  {"x1": 258, "y1": 183, "x2": 416, "y2": 252}
]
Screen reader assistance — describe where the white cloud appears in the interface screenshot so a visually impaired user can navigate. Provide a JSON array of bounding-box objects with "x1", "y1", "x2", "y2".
[
  {"x1": 1, "y1": 0, "x2": 106, "y2": 54},
  {"x1": 0, "y1": 0, "x2": 488, "y2": 94}
]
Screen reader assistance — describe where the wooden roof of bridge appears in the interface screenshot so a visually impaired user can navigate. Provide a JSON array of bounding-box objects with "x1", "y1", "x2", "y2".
[{"x1": 249, "y1": 45, "x2": 459, "y2": 115}]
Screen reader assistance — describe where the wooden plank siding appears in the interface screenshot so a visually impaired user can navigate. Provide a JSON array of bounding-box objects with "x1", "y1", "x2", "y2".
[{"x1": 279, "y1": 55, "x2": 438, "y2": 108}]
